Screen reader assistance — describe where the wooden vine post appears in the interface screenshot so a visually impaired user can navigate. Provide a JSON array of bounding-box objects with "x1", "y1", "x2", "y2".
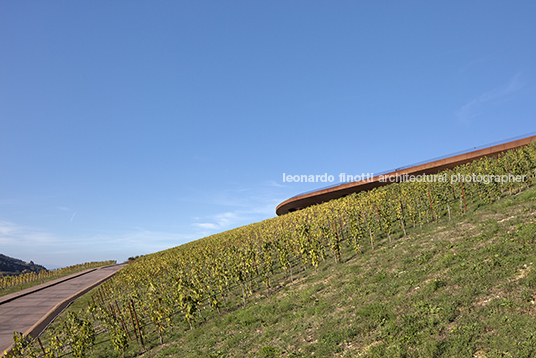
[
  {"x1": 460, "y1": 181, "x2": 467, "y2": 213},
  {"x1": 427, "y1": 185, "x2": 435, "y2": 221}
]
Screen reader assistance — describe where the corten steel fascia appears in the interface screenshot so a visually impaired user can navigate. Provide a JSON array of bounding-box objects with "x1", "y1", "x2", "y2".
[{"x1": 276, "y1": 135, "x2": 536, "y2": 216}]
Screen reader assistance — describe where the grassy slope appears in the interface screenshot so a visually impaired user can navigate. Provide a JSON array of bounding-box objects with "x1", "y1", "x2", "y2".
[{"x1": 58, "y1": 185, "x2": 536, "y2": 358}]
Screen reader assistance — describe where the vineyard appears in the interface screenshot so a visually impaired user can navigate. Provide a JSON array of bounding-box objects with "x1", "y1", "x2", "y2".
[
  {"x1": 5, "y1": 143, "x2": 536, "y2": 358},
  {"x1": 0, "y1": 261, "x2": 117, "y2": 295}
]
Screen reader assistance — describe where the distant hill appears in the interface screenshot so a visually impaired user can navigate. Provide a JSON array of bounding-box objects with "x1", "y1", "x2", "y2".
[{"x1": 0, "y1": 254, "x2": 47, "y2": 277}]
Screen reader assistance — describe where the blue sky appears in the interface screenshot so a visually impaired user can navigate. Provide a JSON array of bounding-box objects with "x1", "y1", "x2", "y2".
[{"x1": 1, "y1": 1, "x2": 535, "y2": 268}]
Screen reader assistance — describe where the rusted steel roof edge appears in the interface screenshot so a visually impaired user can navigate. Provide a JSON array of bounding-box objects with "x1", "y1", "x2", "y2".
[{"x1": 276, "y1": 134, "x2": 536, "y2": 215}]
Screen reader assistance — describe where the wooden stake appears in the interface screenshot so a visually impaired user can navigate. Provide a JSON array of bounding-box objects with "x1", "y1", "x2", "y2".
[
  {"x1": 460, "y1": 181, "x2": 467, "y2": 213},
  {"x1": 399, "y1": 217, "x2": 406, "y2": 237},
  {"x1": 333, "y1": 220, "x2": 341, "y2": 263},
  {"x1": 115, "y1": 300, "x2": 131, "y2": 341},
  {"x1": 127, "y1": 301, "x2": 140, "y2": 347},
  {"x1": 37, "y1": 337, "x2": 46, "y2": 355},
  {"x1": 399, "y1": 200, "x2": 407, "y2": 237},
  {"x1": 427, "y1": 186, "x2": 435, "y2": 221},
  {"x1": 130, "y1": 300, "x2": 145, "y2": 351}
]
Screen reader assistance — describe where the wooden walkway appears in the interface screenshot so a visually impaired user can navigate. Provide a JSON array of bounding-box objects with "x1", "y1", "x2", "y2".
[{"x1": 0, "y1": 264, "x2": 125, "y2": 354}]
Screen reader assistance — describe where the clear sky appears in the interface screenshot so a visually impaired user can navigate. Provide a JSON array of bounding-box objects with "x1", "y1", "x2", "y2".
[{"x1": 1, "y1": 1, "x2": 535, "y2": 268}]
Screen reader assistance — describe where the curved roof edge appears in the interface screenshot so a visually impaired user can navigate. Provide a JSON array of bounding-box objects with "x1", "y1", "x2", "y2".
[{"x1": 276, "y1": 133, "x2": 536, "y2": 216}]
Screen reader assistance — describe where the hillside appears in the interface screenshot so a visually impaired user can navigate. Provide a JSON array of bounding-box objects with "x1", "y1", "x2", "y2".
[
  {"x1": 9, "y1": 143, "x2": 536, "y2": 358},
  {"x1": 39, "y1": 185, "x2": 536, "y2": 358},
  {"x1": 155, "y1": 193, "x2": 536, "y2": 358},
  {"x1": 0, "y1": 254, "x2": 47, "y2": 277}
]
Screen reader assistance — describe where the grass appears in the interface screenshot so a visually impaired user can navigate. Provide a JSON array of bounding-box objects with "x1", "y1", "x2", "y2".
[{"x1": 42, "y1": 184, "x2": 536, "y2": 358}]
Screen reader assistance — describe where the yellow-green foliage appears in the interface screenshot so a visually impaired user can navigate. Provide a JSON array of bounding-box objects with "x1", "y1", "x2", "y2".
[
  {"x1": 15, "y1": 143, "x2": 536, "y2": 357},
  {"x1": 103, "y1": 144, "x2": 536, "y2": 354}
]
